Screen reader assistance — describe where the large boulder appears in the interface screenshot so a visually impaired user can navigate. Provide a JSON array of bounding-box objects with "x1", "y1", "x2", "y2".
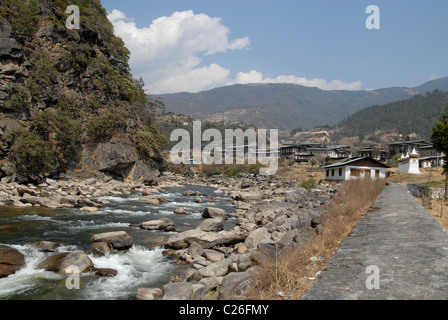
[
  {"x1": 218, "y1": 269, "x2": 256, "y2": 300},
  {"x1": 244, "y1": 227, "x2": 273, "y2": 249},
  {"x1": 202, "y1": 207, "x2": 227, "y2": 219},
  {"x1": 162, "y1": 282, "x2": 194, "y2": 300},
  {"x1": 0, "y1": 245, "x2": 25, "y2": 278},
  {"x1": 27, "y1": 241, "x2": 62, "y2": 253},
  {"x1": 136, "y1": 288, "x2": 163, "y2": 300},
  {"x1": 197, "y1": 218, "x2": 224, "y2": 232},
  {"x1": 89, "y1": 231, "x2": 133, "y2": 250},
  {"x1": 37, "y1": 252, "x2": 93, "y2": 275},
  {"x1": 165, "y1": 229, "x2": 248, "y2": 249},
  {"x1": 231, "y1": 191, "x2": 262, "y2": 202},
  {"x1": 90, "y1": 241, "x2": 115, "y2": 256},
  {"x1": 0, "y1": 23, "x2": 22, "y2": 59},
  {"x1": 81, "y1": 138, "x2": 158, "y2": 185},
  {"x1": 198, "y1": 259, "x2": 232, "y2": 278},
  {"x1": 139, "y1": 218, "x2": 175, "y2": 231}
]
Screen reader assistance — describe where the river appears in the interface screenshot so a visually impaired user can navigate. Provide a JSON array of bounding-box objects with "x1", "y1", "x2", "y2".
[{"x1": 0, "y1": 185, "x2": 234, "y2": 300}]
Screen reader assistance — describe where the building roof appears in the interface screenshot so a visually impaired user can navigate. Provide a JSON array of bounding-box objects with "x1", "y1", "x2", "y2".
[
  {"x1": 324, "y1": 157, "x2": 389, "y2": 169},
  {"x1": 419, "y1": 155, "x2": 447, "y2": 161},
  {"x1": 388, "y1": 140, "x2": 432, "y2": 146},
  {"x1": 308, "y1": 147, "x2": 337, "y2": 151}
]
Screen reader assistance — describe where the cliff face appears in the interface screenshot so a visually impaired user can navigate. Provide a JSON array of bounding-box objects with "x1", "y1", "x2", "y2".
[{"x1": 0, "y1": 0, "x2": 167, "y2": 184}]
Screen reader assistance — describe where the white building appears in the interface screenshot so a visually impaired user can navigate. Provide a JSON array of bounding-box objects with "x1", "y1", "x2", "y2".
[
  {"x1": 419, "y1": 155, "x2": 445, "y2": 168},
  {"x1": 398, "y1": 148, "x2": 420, "y2": 174},
  {"x1": 324, "y1": 157, "x2": 389, "y2": 182}
]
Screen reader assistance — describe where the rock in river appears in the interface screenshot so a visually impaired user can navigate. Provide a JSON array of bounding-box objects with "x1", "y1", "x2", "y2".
[
  {"x1": 165, "y1": 229, "x2": 248, "y2": 249},
  {"x1": 89, "y1": 231, "x2": 134, "y2": 250},
  {"x1": 37, "y1": 252, "x2": 93, "y2": 275},
  {"x1": 0, "y1": 245, "x2": 25, "y2": 278},
  {"x1": 202, "y1": 207, "x2": 227, "y2": 219}
]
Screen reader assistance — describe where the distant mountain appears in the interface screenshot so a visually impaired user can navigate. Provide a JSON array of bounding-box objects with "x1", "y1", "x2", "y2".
[
  {"x1": 335, "y1": 90, "x2": 448, "y2": 143},
  {"x1": 158, "y1": 77, "x2": 448, "y2": 131}
]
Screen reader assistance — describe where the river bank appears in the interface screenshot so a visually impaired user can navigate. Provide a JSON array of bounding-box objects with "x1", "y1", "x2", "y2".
[{"x1": 0, "y1": 171, "x2": 341, "y2": 300}]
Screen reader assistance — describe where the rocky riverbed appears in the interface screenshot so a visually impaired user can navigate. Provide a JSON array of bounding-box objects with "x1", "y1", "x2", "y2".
[{"x1": 0, "y1": 171, "x2": 341, "y2": 300}]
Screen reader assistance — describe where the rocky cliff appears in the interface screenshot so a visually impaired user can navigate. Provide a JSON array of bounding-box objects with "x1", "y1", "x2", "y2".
[{"x1": 0, "y1": 0, "x2": 167, "y2": 185}]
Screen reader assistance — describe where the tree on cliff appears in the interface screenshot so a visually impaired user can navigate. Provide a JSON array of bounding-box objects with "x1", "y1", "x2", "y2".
[{"x1": 431, "y1": 104, "x2": 448, "y2": 200}]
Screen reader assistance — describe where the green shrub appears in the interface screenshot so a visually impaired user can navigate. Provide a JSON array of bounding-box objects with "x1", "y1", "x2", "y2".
[
  {"x1": 2, "y1": 0, "x2": 39, "y2": 39},
  {"x1": 32, "y1": 109, "x2": 82, "y2": 167},
  {"x1": 28, "y1": 50, "x2": 58, "y2": 94},
  {"x1": 62, "y1": 41, "x2": 93, "y2": 73},
  {"x1": 87, "y1": 107, "x2": 128, "y2": 140},
  {"x1": 55, "y1": 93, "x2": 82, "y2": 117},
  {"x1": 134, "y1": 123, "x2": 169, "y2": 157},
  {"x1": 6, "y1": 127, "x2": 54, "y2": 175},
  {"x1": 83, "y1": 93, "x2": 102, "y2": 112},
  {"x1": 200, "y1": 163, "x2": 262, "y2": 177},
  {"x1": 1, "y1": 84, "x2": 31, "y2": 114},
  {"x1": 301, "y1": 178, "x2": 316, "y2": 190}
]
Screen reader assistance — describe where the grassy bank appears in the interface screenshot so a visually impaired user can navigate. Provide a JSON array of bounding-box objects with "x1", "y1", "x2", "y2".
[
  {"x1": 245, "y1": 178, "x2": 386, "y2": 300},
  {"x1": 416, "y1": 197, "x2": 448, "y2": 231},
  {"x1": 387, "y1": 168, "x2": 445, "y2": 188}
]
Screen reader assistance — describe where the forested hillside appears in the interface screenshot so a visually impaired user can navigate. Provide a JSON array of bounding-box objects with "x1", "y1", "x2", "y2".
[
  {"x1": 159, "y1": 78, "x2": 448, "y2": 131},
  {"x1": 337, "y1": 90, "x2": 448, "y2": 142}
]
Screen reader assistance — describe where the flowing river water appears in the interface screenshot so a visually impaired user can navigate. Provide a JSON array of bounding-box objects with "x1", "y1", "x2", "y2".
[{"x1": 0, "y1": 185, "x2": 235, "y2": 300}]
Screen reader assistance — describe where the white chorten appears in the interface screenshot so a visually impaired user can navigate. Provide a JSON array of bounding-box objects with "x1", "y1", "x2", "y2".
[{"x1": 398, "y1": 147, "x2": 420, "y2": 174}]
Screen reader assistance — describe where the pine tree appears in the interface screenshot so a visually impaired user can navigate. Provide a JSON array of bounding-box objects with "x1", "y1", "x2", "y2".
[{"x1": 431, "y1": 105, "x2": 448, "y2": 200}]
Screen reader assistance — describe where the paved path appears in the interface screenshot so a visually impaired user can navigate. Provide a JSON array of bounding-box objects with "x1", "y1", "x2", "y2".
[{"x1": 302, "y1": 183, "x2": 448, "y2": 300}]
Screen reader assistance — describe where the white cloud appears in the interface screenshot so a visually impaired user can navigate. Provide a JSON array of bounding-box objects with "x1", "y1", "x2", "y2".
[
  {"x1": 233, "y1": 70, "x2": 363, "y2": 91},
  {"x1": 108, "y1": 9, "x2": 249, "y2": 94},
  {"x1": 108, "y1": 9, "x2": 362, "y2": 94},
  {"x1": 149, "y1": 64, "x2": 230, "y2": 94}
]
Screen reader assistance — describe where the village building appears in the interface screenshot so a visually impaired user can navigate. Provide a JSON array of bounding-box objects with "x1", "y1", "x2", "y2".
[
  {"x1": 356, "y1": 148, "x2": 389, "y2": 162},
  {"x1": 308, "y1": 145, "x2": 352, "y2": 162},
  {"x1": 279, "y1": 144, "x2": 302, "y2": 160},
  {"x1": 279, "y1": 143, "x2": 315, "y2": 161},
  {"x1": 324, "y1": 157, "x2": 389, "y2": 182},
  {"x1": 419, "y1": 155, "x2": 445, "y2": 169},
  {"x1": 418, "y1": 145, "x2": 441, "y2": 157},
  {"x1": 279, "y1": 144, "x2": 353, "y2": 163},
  {"x1": 388, "y1": 140, "x2": 433, "y2": 157}
]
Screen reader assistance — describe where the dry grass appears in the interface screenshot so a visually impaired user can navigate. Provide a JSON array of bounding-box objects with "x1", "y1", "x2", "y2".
[
  {"x1": 387, "y1": 168, "x2": 445, "y2": 188},
  {"x1": 416, "y1": 197, "x2": 448, "y2": 232},
  {"x1": 245, "y1": 178, "x2": 386, "y2": 300},
  {"x1": 275, "y1": 161, "x2": 326, "y2": 182}
]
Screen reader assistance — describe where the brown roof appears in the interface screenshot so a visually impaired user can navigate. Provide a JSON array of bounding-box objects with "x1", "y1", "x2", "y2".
[{"x1": 324, "y1": 157, "x2": 389, "y2": 169}]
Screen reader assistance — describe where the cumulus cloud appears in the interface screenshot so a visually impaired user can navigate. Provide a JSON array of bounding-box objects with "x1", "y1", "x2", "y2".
[
  {"x1": 108, "y1": 9, "x2": 249, "y2": 94},
  {"x1": 108, "y1": 9, "x2": 362, "y2": 93},
  {"x1": 233, "y1": 70, "x2": 363, "y2": 91}
]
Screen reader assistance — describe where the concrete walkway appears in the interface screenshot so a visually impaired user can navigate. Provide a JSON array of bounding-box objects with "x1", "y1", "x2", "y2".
[{"x1": 303, "y1": 183, "x2": 448, "y2": 300}]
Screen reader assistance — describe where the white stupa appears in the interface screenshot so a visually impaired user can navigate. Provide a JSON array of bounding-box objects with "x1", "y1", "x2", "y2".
[{"x1": 398, "y1": 147, "x2": 420, "y2": 174}]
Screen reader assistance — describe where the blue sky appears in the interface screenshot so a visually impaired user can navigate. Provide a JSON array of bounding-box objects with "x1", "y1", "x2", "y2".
[{"x1": 102, "y1": 0, "x2": 448, "y2": 94}]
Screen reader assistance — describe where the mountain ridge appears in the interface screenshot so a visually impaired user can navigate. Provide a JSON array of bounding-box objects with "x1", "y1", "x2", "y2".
[{"x1": 158, "y1": 77, "x2": 448, "y2": 131}]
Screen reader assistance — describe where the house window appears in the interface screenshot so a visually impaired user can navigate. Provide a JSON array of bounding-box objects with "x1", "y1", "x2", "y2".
[
  {"x1": 375, "y1": 170, "x2": 380, "y2": 178},
  {"x1": 365, "y1": 170, "x2": 371, "y2": 178},
  {"x1": 332, "y1": 169, "x2": 335, "y2": 177},
  {"x1": 326, "y1": 170, "x2": 329, "y2": 177},
  {"x1": 339, "y1": 168, "x2": 343, "y2": 176},
  {"x1": 350, "y1": 169, "x2": 361, "y2": 177}
]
